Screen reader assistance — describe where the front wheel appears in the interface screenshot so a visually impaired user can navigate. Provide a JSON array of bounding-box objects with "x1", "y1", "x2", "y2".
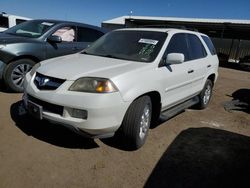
[
  {"x1": 4, "y1": 59, "x2": 35, "y2": 92},
  {"x1": 197, "y1": 79, "x2": 213, "y2": 109},
  {"x1": 120, "y1": 96, "x2": 152, "y2": 149}
]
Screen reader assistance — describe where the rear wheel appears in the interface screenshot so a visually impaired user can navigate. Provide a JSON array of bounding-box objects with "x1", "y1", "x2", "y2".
[
  {"x1": 121, "y1": 96, "x2": 152, "y2": 149},
  {"x1": 4, "y1": 59, "x2": 35, "y2": 92},
  {"x1": 197, "y1": 79, "x2": 213, "y2": 109}
]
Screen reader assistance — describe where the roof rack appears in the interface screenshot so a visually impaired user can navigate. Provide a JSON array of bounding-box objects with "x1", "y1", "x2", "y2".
[{"x1": 136, "y1": 24, "x2": 199, "y2": 32}]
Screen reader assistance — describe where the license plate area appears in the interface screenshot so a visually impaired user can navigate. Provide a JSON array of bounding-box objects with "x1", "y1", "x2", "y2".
[{"x1": 27, "y1": 101, "x2": 43, "y2": 120}]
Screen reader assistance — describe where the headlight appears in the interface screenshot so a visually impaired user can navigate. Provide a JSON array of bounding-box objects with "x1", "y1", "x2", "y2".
[
  {"x1": 29, "y1": 63, "x2": 41, "y2": 77},
  {"x1": 69, "y1": 77, "x2": 118, "y2": 93}
]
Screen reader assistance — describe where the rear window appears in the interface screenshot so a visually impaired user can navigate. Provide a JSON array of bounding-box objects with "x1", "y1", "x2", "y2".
[
  {"x1": 0, "y1": 16, "x2": 8, "y2": 28},
  {"x1": 187, "y1": 34, "x2": 207, "y2": 60},
  {"x1": 202, "y1": 36, "x2": 217, "y2": 55},
  {"x1": 77, "y1": 27, "x2": 104, "y2": 42}
]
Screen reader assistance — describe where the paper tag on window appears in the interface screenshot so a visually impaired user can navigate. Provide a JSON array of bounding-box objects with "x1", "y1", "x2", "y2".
[
  {"x1": 139, "y1": 38, "x2": 158, "y2": 45},
  {"x1": 42, "y1": 22, "x2": 54, "y2": 26}
]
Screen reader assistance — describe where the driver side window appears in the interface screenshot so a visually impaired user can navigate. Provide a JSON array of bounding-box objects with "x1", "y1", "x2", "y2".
[
  {"x1": 165, "y1": 33, "x2": 189, "y2": 62},
  {"x1": 52, "y1": 26, "x2": 76, "y2": 42}
]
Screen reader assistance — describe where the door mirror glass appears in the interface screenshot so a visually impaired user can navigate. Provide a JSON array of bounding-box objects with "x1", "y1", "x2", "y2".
[
  {"x1": 47, "y1": 35, "x2": 62, "y2": 43},
  {"x1": 166, "y1": 53, "x2": 184, "y2": 64}
]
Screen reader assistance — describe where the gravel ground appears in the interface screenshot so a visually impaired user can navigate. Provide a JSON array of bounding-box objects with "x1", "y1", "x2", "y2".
[{"x1": 0, "y1": 67, "x2": 249, "y2": 188}]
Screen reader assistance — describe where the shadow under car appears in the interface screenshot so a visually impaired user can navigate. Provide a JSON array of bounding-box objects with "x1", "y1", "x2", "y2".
[{"x1": 10, "y1": 101, "x2": 99, "y2": 149}]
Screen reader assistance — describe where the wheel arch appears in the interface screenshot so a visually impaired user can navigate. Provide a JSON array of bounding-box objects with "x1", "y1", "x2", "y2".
[
  {"x1": 7, "y1": 55, "x2": 41, "y2": 64},
  {"x1": 207, "y1": 73, "x2": 216, "y2": 85},
  {"x1": 132, "y1": 91, "x2": 162, "y2": 126},
  {"x1": 3, "y1": 56, "x2": 39, "y2": 92}
]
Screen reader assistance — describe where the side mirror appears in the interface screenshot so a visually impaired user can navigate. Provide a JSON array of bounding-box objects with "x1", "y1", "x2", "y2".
[
  {"x1": 165, "y1": 53, "x2": 185, "y2": 64},
  {"x1": 47, "y1": 35, "x2": 62, "y2": 43}
]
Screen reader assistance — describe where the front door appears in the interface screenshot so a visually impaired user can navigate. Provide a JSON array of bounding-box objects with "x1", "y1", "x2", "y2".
[
  {"x1": 45, "y1": 26, "x2": 78, "y2": 59},
  {"x1": 159, "y1": 33, "x2": 195, "y2": 109}
]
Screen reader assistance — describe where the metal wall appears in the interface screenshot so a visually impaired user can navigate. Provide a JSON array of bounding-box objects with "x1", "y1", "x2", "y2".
[{"x1": 102, "y1": 19, "x2": 250, "y2": 63}]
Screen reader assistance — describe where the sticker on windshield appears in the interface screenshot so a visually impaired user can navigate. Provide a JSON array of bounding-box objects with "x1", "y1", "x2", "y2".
[
  {"x1": 41, "y1": 22, "x2": 54, "y2": 26},
  {"x1": 139, "y1": 38, "x2": 158, "y2": 45}
]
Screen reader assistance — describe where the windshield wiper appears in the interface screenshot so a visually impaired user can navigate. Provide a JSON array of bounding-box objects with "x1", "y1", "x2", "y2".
[
  {"x1": 81, "y1": 51, "x2": 89, "y2": 54},
  {"x1": 81, "y1": 52, "x2": 127, "y2": 60},
  {"x1": 103, "y1": 54, "x2": 116, "y2": 58},
  {"x1": 100, "y1": 54, "x2": 127, "y2": 60},
  {"x1": 5, "y1": 32, "x2": 17, "y2": 36},
  {"x1": 4, "y1": 32, "x2": 32, "y2": 38}
]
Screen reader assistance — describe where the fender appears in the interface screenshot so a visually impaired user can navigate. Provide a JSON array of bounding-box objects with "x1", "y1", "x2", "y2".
[
  {"x1": 0, "y1": 60, "x2": 6, "y2": 79},
  {"x1": 118, "y1": 80, "x2": 163, "y2": 103},
  {"x1": 0, "y1": 42, "x2": 44, "y2": 64}
]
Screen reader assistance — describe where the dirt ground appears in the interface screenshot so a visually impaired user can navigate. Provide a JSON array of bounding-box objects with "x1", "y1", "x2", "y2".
[{"x1": 0, "y1": 67, "x2": 249, "y2": 188}]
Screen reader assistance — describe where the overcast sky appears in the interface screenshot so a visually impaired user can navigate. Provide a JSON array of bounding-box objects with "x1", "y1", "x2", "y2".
[{"x1": 1, "y1": 0, "x2": 250, "y2": 26}]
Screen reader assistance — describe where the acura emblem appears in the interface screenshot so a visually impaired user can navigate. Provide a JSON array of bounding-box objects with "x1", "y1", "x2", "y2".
[{"x1": 36, "y1": 76, "x2": 50, "y2": 87}]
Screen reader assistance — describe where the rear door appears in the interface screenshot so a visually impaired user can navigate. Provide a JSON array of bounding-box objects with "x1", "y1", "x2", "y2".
[
  {"x1": 75, "y1": 27, "x2": 104, "y2": 51},
  {"x1": 45, "y1": 25, "x2": 77, "y2": 59},
  {"x1": 186, "y1": 34, "x2": 208, "y2": 93}
]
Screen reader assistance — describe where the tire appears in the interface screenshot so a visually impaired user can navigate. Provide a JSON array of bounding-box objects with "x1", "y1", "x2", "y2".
[
  {"x1": 3, "y1": 59, "x2": 36, "y2": 92},
  {"x1": 197, "y1": 79, "x2": 213, "y2": 109},
  {"x1": 120, "y1": 96, "x2": 152, "y2": 149}
]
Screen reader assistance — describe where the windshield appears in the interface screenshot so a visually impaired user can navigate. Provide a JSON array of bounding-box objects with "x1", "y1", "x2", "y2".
[
  {"x1": 4, "y1": 20, "x2": 55, "y2": 38},
  {"x1": 83, "y1": 30, "x2": 167, "y2": 62}
]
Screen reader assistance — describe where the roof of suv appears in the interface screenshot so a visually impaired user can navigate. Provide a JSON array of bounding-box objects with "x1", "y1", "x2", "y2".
[{"x1": 116, "y1": 28, "x2": 208, "y2": 37}]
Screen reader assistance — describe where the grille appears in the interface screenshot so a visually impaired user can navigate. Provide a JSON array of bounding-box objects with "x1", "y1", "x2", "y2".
[
  {"x1": 28, "y1": 94, "x2": 64, "y2": 116},
  {"x1": 34, "y1": 72, "x2": 65, "y2": 90}
]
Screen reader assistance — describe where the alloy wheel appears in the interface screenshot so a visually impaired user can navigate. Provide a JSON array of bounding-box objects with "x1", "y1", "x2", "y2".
[
  {"x1": 11, "y1": 64, "x2": 32, "y2": 89},
  {"x1": 139, "y1": 104, "x2": 151, "y2": 140}
]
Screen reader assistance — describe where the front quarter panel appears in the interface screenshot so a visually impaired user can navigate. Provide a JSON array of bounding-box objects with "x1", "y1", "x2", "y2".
[
  {"x1": 112, "y1": 65, "x2": 164, "y2": 103},
  {"x1": 0, "y1": 41, "x2": 45, "y2": 63}
]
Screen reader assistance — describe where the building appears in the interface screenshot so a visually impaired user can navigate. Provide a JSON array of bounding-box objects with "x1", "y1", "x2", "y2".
[
  {"x1": 102, "y1": 16, "x2": 250, "y2": 64},
  {"x1": 0, "y1": 12, "x2": 31, "y2": 32}
]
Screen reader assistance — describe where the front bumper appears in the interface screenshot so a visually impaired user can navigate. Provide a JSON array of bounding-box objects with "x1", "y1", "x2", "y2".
[
  {"x1": 0, "y1": 60, "x2": 6, "y2": 79},
  {"x1": 23, "y1": 73, "x2": 130, "y2": 138}
]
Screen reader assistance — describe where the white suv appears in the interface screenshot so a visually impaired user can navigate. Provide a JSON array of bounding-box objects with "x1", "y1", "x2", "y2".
[
  {"x1": 23, "y1": 28, "x2": 219, "y2": 149},
  {"x1": 0, "y1": 12, "x2": 30, "y2": 32}
]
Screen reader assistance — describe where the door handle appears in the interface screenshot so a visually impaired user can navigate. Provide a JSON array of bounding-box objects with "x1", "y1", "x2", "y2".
[
  {"x1": 188, "y1": 70, "x2": 194, "y2": 74},
  {"x1": 207, "y1": 64, "x2": 211, "y2": 68}
]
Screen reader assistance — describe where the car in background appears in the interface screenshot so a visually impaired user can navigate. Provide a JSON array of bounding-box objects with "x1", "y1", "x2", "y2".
[
  {"x1": 0, "y1": 19, "x2": 106, "y2": 92},
  {"x1": 0, "y1": 12, "x2": 30, "y2": 32}
]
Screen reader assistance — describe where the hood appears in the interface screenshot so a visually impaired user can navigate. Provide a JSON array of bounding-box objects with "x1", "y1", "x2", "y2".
[
  {"x1": 37, "y1": 53, "x2": 147, "y2": 80},
  {"x1": 0, "y1": 32, "x2": 36, "y2": 44}
]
